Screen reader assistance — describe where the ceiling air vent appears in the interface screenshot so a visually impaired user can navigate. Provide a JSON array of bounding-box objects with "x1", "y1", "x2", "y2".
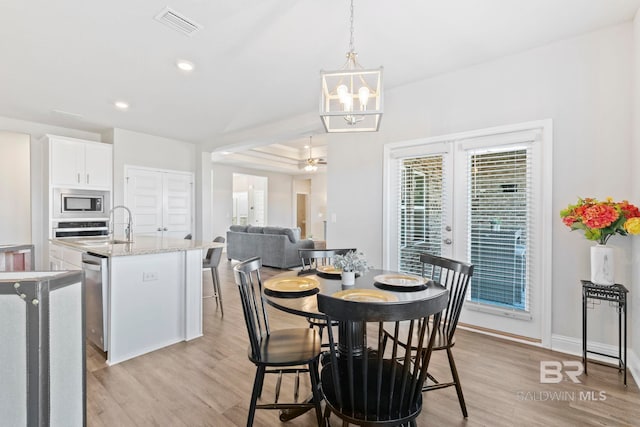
[{"x1": 154, "y1": 7, "x2": 202, "y2": 37}]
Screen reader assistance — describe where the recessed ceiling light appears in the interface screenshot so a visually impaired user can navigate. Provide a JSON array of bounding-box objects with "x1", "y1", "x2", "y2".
[
  {"x1": 176, "y1": 60, "x2": 195, "y2": 72},
  {"x1": 221, "y1": 151, "x2": 231, "y2": 155},
  {"x1": 114, "y1": 101, "x2": 129, "y2": 110}
]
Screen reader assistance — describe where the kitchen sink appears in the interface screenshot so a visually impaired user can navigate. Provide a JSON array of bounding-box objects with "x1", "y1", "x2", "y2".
[{"x1": 76, "y1": 239, "x2": 132, "y2": 246}]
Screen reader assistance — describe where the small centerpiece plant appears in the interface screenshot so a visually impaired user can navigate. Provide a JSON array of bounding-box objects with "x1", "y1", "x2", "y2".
[
  {"x1": 560, "y1": 197, "x2": 640, "y2": 244},
  {"x1": 333, "y1": 250, "x2": 369, "y2": 273},
  {"x1": 333, "y1": 250, "x2": 369, "y2": 285}
]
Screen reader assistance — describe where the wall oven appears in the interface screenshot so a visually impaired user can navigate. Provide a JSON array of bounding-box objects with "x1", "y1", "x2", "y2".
[
  {"x1": 53, "y1": 188, "x2": 110, "y2": 219},
  {"x1": 52, "y1": 220, "x2": 109, "y2": 238}
]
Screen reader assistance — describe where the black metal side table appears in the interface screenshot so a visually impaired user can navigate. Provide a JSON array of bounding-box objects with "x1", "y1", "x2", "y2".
[{"x1": 581, "y1": 279, "x2": 628, "y2": 385}]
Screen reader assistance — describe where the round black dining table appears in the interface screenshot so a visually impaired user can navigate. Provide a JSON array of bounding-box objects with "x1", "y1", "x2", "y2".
[
  {"x1": 262, "y1": 268, "x2": 448, "y2": 321},
  {"x1": 261, "y1": 268, "x2": 448, "y2": 423}
]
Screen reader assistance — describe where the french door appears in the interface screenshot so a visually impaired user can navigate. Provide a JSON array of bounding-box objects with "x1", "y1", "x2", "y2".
[{"x1": 384, "y1": 122, "x2": 552, "y2": 343}]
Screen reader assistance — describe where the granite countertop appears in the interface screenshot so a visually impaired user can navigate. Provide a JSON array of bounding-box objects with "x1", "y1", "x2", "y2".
[{"x1": 51, "y1": 236, "x2": 224, "y2": 257}]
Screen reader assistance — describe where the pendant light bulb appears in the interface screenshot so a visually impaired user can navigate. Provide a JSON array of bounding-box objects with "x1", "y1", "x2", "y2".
[{"x1": 358, "y1": 86, "x2": 370, "y2": 110}]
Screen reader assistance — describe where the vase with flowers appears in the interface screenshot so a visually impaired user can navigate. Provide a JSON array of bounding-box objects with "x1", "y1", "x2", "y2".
[
  {"x1": 560, "y1": 197, "x2": 640, "y2": 285},
  {"x1": 333, "y1": 250, "x2": 369, "y2": 286}
]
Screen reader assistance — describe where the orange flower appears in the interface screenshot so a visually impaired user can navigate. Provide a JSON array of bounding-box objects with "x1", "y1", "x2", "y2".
[
  {"x1": 581, "y1": 204, "x2": 618, "y2": 229},
  {"x1": 619, "y1": 200, "x2": 640, "y2": 218}
]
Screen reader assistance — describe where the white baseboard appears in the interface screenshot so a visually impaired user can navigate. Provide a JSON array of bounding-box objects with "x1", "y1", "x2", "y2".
[{"x1": 551, "y1": 334, "x2": 638, "y2": 385}]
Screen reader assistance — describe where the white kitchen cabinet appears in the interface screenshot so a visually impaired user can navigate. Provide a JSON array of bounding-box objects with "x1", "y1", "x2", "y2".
[
  {"x1": 49, "y1": 243, "x2": 82, "y2": 271},
  {"x1": 47, "y1": 135, "x2": 112, "y2": 189},
  {"x1": 125, "y1": 166, "x2": 193, "y2": 238}
]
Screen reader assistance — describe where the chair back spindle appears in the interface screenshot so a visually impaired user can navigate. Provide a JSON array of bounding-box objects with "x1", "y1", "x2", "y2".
[
  {"x1": 420, "y1": 253, "x2": 474, "y2": 344},
  {"x1": 233, "y1": 257, "x2": 270, "y2": 361}
]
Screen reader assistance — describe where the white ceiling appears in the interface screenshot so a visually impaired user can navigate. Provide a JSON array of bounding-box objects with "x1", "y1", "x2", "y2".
[{"x1": 2, "y1": 0, "x2": 640, "y2": 164}]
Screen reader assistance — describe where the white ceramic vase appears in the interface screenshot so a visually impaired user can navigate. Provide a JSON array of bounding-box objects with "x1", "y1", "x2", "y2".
[
  {"x1": 341, "y1": 271, "x2": 356, "y2": 286},
  {"x1": 590, "y1": 244, "x2": 614, "y2": 285}
]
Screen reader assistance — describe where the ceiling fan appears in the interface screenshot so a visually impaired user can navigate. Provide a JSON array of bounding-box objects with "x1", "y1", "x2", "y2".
[{"x1": 300, "y1": 136, "x2": 326, "y2": 172}]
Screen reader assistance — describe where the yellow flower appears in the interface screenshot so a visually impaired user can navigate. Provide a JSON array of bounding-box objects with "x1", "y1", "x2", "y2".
[{"x1": 624, "y1": 217, "x2": 640, "y2": 234}]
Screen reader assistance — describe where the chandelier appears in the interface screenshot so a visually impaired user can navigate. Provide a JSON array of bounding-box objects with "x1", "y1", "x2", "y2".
[
  {"x1": 320, "y1": 0, "x2": 383, "y2": 133},
  {"x1": 303, "y1": 136, "x2": 323, "y2": 172}
]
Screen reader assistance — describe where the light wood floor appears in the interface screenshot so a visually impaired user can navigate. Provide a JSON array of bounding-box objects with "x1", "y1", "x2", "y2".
[{"x1": 87, "y1": 260, "x2": 640, "y2": 426}]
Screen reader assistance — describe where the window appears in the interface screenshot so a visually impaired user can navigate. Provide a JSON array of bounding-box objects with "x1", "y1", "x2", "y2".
[
  {"x1": 467, "y1": 147, "x2": 531, "y2": 311},
  {"x1": 398, "y1": 155, "x2": 446, "y2": 275}
]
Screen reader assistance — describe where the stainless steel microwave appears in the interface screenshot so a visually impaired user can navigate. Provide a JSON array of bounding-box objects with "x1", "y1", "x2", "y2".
[{"x1": 53, "y1": 188, "x2": 110, "y2": 218}]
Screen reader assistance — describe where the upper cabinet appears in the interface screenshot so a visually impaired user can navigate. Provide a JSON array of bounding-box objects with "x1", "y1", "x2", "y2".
[{"x1": 46, "y1": 135, "x2": 112, "y2": 189}]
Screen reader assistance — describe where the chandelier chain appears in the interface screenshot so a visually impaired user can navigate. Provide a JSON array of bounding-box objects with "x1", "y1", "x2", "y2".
[{"x1": 349, "y1": 0, "x2": 355, "y2": 53}]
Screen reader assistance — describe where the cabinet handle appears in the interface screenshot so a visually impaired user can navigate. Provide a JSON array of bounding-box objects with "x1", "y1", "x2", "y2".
[
  {"x1": 157, "y1": 227, "x2": 162, "y2": 232},
  {"x1": 163, "y1": 227, "x2": 168, "y2": 231},
  {"x1": 86, "y1": 174, "x2": 90, "y2": 184},
  {"x1": 77, "y1": 173, "x2": 81, "y2": 184}
]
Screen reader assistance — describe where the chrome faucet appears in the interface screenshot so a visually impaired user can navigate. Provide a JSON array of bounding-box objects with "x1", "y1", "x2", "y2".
[{"x1": 109, "y1": 205, "x2": 133, "y2": 242}]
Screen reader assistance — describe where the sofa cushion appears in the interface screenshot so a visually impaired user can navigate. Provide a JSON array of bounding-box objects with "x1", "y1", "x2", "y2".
[
  {"x1": 263, "y1": 226, "x2": 285, "y2": 236},
  {"x1": 229, "y1": 225, "x2": 248, "y2": 232},
  {"x1": 283, "y1": 227, "x2": 301, "y2": 243},
  {"x1": 247, "y1": 225, "x2": 264, "y2": 234}
]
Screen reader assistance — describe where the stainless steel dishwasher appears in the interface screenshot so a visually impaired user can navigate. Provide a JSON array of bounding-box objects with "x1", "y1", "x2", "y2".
[{"x1": 82, "y1": 252, "x2": 109, "y2": 352}]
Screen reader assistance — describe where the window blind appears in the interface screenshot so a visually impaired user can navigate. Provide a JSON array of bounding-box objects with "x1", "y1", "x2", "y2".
[
  {"x1": 397, "y1": 155, "x2": 447, "y2": 275},
  {"x1": 466, "y1": 146, "x2": 532, "y2": 312}
]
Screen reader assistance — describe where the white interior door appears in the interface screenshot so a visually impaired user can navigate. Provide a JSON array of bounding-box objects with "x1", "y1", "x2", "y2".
[
  {"x1": 126, "y1": 167, "x2": 193, "y2": 238},
  {"x1": 126, "y1": 168, "x2": 163, "y2": 237},
  {"x1": 163, "y1": 173, "x2": 192, "y2": 239}
]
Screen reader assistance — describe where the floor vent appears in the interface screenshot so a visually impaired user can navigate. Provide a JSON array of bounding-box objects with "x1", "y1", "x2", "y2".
[{"x1": 154, "y1": 7, "x2": 202, "y2": 37}]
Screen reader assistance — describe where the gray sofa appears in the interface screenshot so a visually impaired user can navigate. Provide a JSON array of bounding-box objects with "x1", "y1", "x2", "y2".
[{"x1": 226, "y1": 225, "x2": 314, "y2": 269}]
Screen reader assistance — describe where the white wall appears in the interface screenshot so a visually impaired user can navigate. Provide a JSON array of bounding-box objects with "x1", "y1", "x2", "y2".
[
  {"x1": 0, "y1": 116, "x2": 103, "y2": 268},
  {"x1": 631, "y1": 10, "x2": 640, "y2": 381},
  {"x1": 309, "y1": 173, "x2": 327, "y2": 240},
  {"x1": 111, "y1": 128, "x2": 196, "y2": 208},
  {"x1": 327, "y1": 23, "x2": 635, "y2": 349},
  {"x1": 0, "y1": 132, "x2": 30, "y2": 244},
  {"x1": 210, "y1": 164, "x2": 295, "y2": 241}
]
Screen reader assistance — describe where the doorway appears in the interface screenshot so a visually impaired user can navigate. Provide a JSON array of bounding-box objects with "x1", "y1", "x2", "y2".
[
  {"x1": 232, "y1": 173, "x2": 268, "y2": 226},
  {"x1": 384, "y1": 121, "x2": 552, "y2": 344},
  {"x1": 296, "y1": 194, "x2": 308, "y2": 238}
]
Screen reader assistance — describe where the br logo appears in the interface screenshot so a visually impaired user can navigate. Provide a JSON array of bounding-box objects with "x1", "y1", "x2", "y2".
[{"x1": 540, "y1": 361, "x2": 584, "y2": 383}]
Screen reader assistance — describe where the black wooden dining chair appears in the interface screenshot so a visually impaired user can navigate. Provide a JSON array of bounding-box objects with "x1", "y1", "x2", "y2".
[
  {"x1": 233, "y1": 257, "x2": 323, "y2": 427},
  {"x1": 383, "y1": 253, "x2": 474, "y2": 418},
  {"x1": 317, "y1": 288, "x2": 447, "y2": 426},
  {"x1": 299, "y1": 248, "x2": 357, "y2": 272},
  {"x1": 299, "y1": 248, "x2": 335, "y2": 272},
  {"x1": 203, "y1": 236, "x2": 225, "y2": 315}
]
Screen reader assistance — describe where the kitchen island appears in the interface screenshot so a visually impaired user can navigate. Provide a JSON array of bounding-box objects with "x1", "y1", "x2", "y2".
[{"x1": 52, "y1": 236, "x2": 223, "y2": 365}]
